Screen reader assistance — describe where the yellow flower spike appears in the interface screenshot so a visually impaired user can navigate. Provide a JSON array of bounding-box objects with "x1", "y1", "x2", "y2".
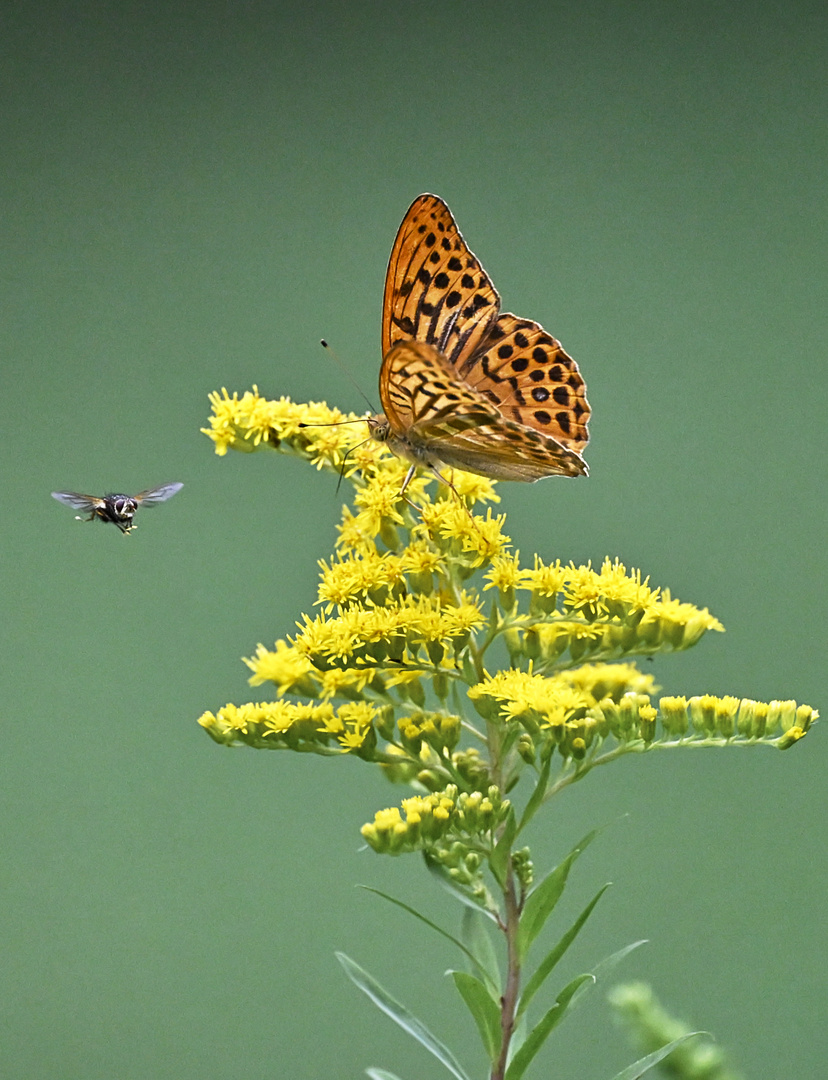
[
  {"x1": 563, "y1": 662, "x2": 657, "y2": 704},
  {"x1": 450, "y1": 471, "x2": 500, "y2": 506}
]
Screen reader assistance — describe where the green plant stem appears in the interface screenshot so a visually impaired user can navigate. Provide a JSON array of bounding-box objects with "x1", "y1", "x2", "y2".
[{"x1": 491, "y1": 862, "x2": 521, "y2": 1080}]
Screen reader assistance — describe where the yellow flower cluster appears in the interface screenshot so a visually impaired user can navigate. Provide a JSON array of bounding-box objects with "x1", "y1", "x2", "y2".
[
  {"x1": 468, "y1": 668, "x2": 817, "y2": 762},
  {"x1": 294, "y1": 592, "x2": 485, "y2": 667},
  {"x1": 197, "y1": 699, "x2": 378, "y2": 754},
  {"x1": 361, "y1": 784, "x2": 510, "y2": 858},
  {"x1": 201, "y1": 388, "x2": 370, "y2": 470},
  {"x1": 198, "y1": 390, "x2": 818, "y2": 835}
]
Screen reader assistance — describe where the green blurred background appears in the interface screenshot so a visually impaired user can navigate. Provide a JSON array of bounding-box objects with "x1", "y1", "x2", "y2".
[{"x1": 2, "y1": 1, "x2": 825, "y2": 1077}]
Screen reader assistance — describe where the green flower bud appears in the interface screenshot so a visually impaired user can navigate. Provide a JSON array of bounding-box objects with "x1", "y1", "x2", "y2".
[
  {"x1": 498, "y1": 585, "x2": 516, "y2": 612},
  {"x1": 470, "y1": 693, "x2": 501, "y2": 722},
  {"x1": 379, "y1": 519, "x2": 400, "y2": 549},
  {"x1": 517, "y1": 733, "x2": 536, "y2": 764},
  {"x1": 407, "y1": 678, "x2": 426, "y2": 708},
  {"x1": 541, "y1": 626, "x2": 570, "y2": 661},
  {"x1": 570, "y1": 736, "x2": 587, "y2": 759},
  {"x1": 380, "y1": 752, "x2": 420, "y2": 785},
  {"x1": 523, "y1": 628, "x2": 541, "y2": 660},
  {"x1": 416, "y1": 770, "x2": 444, "y2": 791},
  {"x1": 503, "y1": 627, "x2": 523, "y2": 664},
  {"x1": 432, "y1": 670, "x2": 450, "y2": 701},
  {"x1": 426, "y1": 639, "x2": 445, "y2": 665},
  {"x1": 407, "y1": 569, "x2": 433, "y2": 595}
]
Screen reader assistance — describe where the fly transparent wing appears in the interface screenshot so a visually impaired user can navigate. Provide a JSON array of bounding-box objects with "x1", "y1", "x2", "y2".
[
  {"x1": 135, "y1": 482, "x2": 184, "y2": 506},
  {"x1": 51, "y1": 491, "x2": 104, "y2": 512}
]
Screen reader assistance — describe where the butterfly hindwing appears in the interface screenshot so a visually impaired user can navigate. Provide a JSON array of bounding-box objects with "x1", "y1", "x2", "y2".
[
  {"x1": 378, "y1": 340, "x2": 586, "y2": 480},
  {"x1": 458, "y1": 312, "x2": 590, "y2": 453}
]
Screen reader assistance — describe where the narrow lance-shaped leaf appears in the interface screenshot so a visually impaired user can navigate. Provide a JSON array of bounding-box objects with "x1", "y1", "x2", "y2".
[
  {"x1": 570, "y1": 940, "x2": 648, "y2": 1009},
  {"x1": 517, "y1": 883, "x2": 611, "y2": 1018},
  {"x1": 517, "y1": 754, "x2": 551, "y2": 834},
  {"x1": 609, "y1": 1033, "x2": 707, "y2": 1080},
  {"x1": 504, "y1": 973, "x2": 593, "y2": 1080},
  {"x1": 461, "y1": 908, "x2": 501, "y2": 998},
  {"x1": 451, "y1": 971, "x2": 502, "y2": 1064},
  {"x1": 358, "y1": 885, "x2": 494, "y2": 988},
  {"x1": 336, "y1": 952, "x2": 472, "y2": 1080},
  {"x1": 517, "y1": 828, "x2": 599, "y2": 963},
  {"x1": 366, "y1": 1070, "x2": 406, "y2": 1080}
]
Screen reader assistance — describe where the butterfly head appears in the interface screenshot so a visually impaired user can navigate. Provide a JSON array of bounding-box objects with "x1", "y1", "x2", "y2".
[{"x1": 366, "y1": 414, "x2": 391, "y2": 444}]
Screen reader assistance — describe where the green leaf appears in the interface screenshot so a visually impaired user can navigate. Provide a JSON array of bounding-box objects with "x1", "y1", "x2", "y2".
[
  {"x1": 517, "y1": 829, "x2": 598, "y2": 963},
  {"x1": 366, "y1": 1070, "x2": 405, "y2": 1080},
  {"x1": 504, "y1": 973, "x2": 592, "y2": 1080},
  {"x1": 517, "y1": 883, "x2": 611, "y2": 1018},
  {"x1": 336, "y1": 953, "x2": 472, "y2": 1080},
  {"x1": 358, "y1": 885, "x2": 493, "y2": 987},
  {"x1": 517, "y1": 755, "x2": 551, "y2": 834},
  {"x1": 460, "y1": 653, "x2": 478, "y2": 686},
  {"x1": 460, "y1": 908, "x2": 501, "y2": 998},
  {"x1": 489, "y1": 806, "x2": 517, "y2": 889},
  {"x1": 609, "y1": 1033, "x2": 706, "y2": 1080},
  {"x1": 450, "y1": 971, "x2": 502, "y2": 1063},
  {"x1": 573, "y1": 940, "x2": 648, "y2": 1006}
]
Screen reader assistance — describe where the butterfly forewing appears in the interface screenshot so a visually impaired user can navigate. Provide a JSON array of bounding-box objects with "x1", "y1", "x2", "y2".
[{"x1": 382, "y1": 194, "x2": 500, "y2": 363}]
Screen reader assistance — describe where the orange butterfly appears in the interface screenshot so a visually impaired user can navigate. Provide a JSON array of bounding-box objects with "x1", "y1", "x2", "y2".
[{"x1": 367, "y1": 194, "x2": 590, "y2": 492}]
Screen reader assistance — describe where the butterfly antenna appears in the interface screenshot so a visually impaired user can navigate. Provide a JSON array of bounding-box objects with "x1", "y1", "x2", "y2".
[
  {"x1": 320, "y1": 339, "x2": 377, "y2": 414},
  {"x1": 335, "y1": 436, "x2": 372, "y2": 494}
]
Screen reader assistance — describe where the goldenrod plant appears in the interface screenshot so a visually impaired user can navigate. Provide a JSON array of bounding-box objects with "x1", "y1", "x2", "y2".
[{"x1": 199, "y1": 389, "x2": 816, "y2": 1080}]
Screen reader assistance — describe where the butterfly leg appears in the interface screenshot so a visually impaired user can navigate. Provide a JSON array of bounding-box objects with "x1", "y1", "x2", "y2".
[{"x1": 396, "y1": 463, "x2": 424, "y2": 513}]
